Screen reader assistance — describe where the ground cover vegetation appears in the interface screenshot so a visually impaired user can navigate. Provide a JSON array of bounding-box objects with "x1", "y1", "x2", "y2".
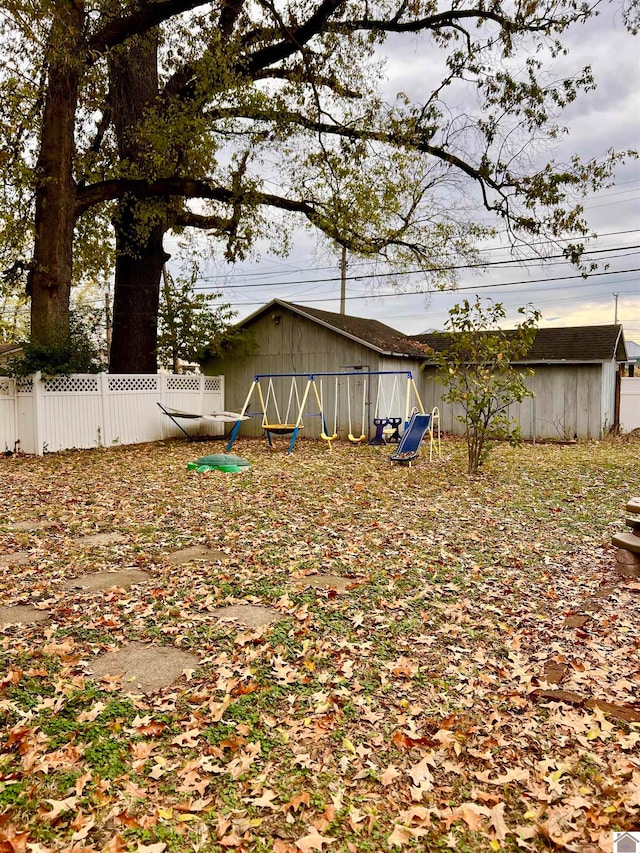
[
  {"x1": 1, "y1": 435, "x2": 639, "y2": 852},
  {"x1": 0, "y1": 0, "x2": 636, "y2": 372}
]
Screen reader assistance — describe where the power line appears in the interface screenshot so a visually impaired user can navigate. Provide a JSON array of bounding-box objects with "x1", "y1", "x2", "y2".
[
  {"x1": 3, "y1": 261, "x2": 639, "y2": 318},
  {"x1": 229, "y1": 266, "x2": 640, "y2": 307},
  {"x1": 193, "y1": 228, "x2": 640, "y2": 283},
  {"x1": 194, "y1": 244, "x2": 640, "y2": 291}
]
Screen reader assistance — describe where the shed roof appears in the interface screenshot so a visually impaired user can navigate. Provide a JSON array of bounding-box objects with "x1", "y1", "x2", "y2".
[
  {"x1": 411, "y1": 324, "x2": 626, "y2": 363},
  {"x1": 236, "y1": 301, "x2": 626, "y2": 364},
  {"x1": 241, "y1": 299, "x2": 431, "y2": 358},
  {"x1": 0, "y1": 343, "x2": 21, "y2": 356}
]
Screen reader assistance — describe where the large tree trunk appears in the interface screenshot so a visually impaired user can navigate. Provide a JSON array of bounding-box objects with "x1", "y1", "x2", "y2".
[
  {"x1": 109, "y1": 202, "x2": 169, "y2": 373},
  {"x1": 29, "y1": 3, "x2": 83, "y2": 348},
  {"x1": 107, "y1": 34, "x2": 168, "y2": 374}
]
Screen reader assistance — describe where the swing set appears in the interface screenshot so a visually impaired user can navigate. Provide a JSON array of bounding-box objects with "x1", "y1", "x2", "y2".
[{"x1": 226, "y1": 370, "x2": 427, "y2": 455}]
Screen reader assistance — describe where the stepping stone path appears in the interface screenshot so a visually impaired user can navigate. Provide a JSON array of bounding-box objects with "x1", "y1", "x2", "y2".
[
  {"x1": 62, "y1": 569, "x2": 150, "y2": 592},
  {"x1": 88, "y1": 642, "x2": 198, "y2": 695},
  {"x1": 74, "y1": 532, "x2": 128, "y2": 547},
  {"x1": 543, "y1": 660, "x2": 569, "y2": 685},
  {"x1": 212, "y1": 604, "x2": 280, "y2": 628},
  {"x1": 292, "y1": 574, "x2": 357, "y2": 592},
  {"x1": 580, "y1": 586, "x2": 615, "y2": 613},
  {"x1": 0, "y1": 605, "x2": 50, "y2": 626},
  {"x1": 0, "y1": 551, "x2": 31, "y2": 567},
  {"x1": 6, "y1": 519, "x2": 54, "y2": 531},
  {"x1": 563, "y1": 614, "x2": 591, "y2": 629},
  {"x1": 167, "y1": 545, "x2": 226, "y2": 564}
]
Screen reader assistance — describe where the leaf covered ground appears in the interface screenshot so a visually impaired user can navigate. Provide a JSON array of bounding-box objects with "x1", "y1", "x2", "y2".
[{"x1": 1, "y1": 435, "x2": 639, "y2": 853}]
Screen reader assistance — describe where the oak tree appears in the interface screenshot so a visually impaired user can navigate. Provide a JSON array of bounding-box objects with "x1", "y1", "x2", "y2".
[{"x1": 0, "y1": 0, "x2": 635, "y2": 371}]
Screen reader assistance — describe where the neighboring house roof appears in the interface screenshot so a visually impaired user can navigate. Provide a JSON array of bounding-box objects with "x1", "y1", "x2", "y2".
[
  {"x1": 239, "y1": 299, "x2": 431, "y2": 358},
  {"x1": 0, "y1": 342, "x2": 22, "y2": 367},
  {"x1": 411, "y1": 324, "x2": 627, "y2": 363},
  {"x1": 0, "y1": 343, "x2": 21, "y2": 356}
]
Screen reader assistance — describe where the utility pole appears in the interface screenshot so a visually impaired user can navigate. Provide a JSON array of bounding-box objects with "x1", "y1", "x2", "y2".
[
  {"x1": 104, "y1": 286, "x2": 112, "y2": 360},
  {"x1": 339, "y1": 245, "x2": 347, "y2": 314},
  {"x1": 613, "y1": 292, "x2": 619, "y2": 324}
]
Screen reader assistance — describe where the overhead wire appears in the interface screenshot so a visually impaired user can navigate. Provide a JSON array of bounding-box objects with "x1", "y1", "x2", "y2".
[
  {"x1": 193, "y1": 242, "x2": 640, "y2": 291},
  {"x1": 193, "y1": 228, "x2": 640, "y2": 284}
]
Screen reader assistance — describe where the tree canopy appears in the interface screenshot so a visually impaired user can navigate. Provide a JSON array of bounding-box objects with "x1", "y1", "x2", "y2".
[
  {"x1": 157, "y1": 265, "x2": 239, "y2": 372},
  {"x1": 0, "y1": 0, "x2": 635, "y2": 370}
]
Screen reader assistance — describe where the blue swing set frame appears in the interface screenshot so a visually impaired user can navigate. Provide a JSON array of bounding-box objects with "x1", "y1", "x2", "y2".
[{"x1": 225, "y1": 370, "x2": 425, "y2": 454}]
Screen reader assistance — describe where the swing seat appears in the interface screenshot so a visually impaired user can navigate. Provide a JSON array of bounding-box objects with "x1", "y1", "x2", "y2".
[
  {"x1": 348, "y1": 433, "x2": 366, "y2": 444},
  {"x1": 263, "y1": 423, "x2": 303, "y2": 435},
  {"x1": 321, "y1": 431, "x2": 337, "y2": 441}
]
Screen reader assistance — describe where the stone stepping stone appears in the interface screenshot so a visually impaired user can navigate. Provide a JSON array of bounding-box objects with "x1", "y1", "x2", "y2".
[
  {"x1": 74, "y1": 532, "x2": 128, "y2": 547},
  {"x1": 0, "y1": 605, "x2": 50, "y2": 627},
  {"x1": 292, "y1": 574, "x2": 357, "y2": 592},
  {"x1": 167, "y1": 545, "x2": 226, "y2": 564},
  {"x1": 0, "y1": 551, "x2": 31, "y2": 568},
  {"x1": 563, "y1": 614, "x2": 591, "y2": 629},
  {"x1": 88, "y1": 642, "x2": 198, "y2": 695},
  {"x1": 542, "y1": 659, "x2": 569, "y2": 685},
  {"x1": 534, "y1": 689, "x2": 640, "y2": 723},
  {"x1": 62, "y1": 569, "x2": 150, "y2": 592},
  {"x1": 591, "y1": 586, "x2": 615, "y2": 600},
  {"x1": 6, "y1": 519, "x2": 54, "y2": 531},
  {"x1": 212, "y1": 604, "x2": 280, "y2": 628}
]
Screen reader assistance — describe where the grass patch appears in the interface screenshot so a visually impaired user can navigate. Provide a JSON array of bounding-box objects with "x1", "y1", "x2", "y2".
[{"x1": 0, "y1": 436, "x2": 638, "y2": 851}]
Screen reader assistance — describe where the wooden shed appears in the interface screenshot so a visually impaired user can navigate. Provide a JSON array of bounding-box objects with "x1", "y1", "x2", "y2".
[
  {"x1": 202, "y1": 300, "x2": 628, "y2": 442},
  {"x1": 412, "y1": 324, "x2": 627, "y2": 440}
]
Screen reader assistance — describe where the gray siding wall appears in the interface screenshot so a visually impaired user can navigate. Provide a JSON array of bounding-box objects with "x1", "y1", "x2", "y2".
[
  {"x1": 419, "y1": 363, "x2": 606, "y2": 440},
  {"x1": 204, "y1": 308, "x2": 386, "y2": 438}
]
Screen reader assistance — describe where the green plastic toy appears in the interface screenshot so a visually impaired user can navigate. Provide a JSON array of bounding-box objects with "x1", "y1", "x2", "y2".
[{"x1": 187, "y1": 453, "x2": 250, "y2": 473}]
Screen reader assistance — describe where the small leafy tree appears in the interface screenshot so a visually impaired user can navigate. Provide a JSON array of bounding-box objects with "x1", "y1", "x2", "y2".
[
  {"x1": 157, "y1": 266, "x2": 238, "y2": 373},
  {"x1": 432, "y1": 298, "x2": 540, "y2": 474}
]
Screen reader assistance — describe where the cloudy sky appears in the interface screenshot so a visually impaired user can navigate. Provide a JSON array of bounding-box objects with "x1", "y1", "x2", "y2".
[{"x1": 179, "y1": 5, "x2": 640, "y2": 345}]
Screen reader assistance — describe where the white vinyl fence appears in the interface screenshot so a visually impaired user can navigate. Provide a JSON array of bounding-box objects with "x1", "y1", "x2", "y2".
[
  {"x1": 620, "y1": 375, "x2": 640, "y2": 433},
  {"x1": 0, "y1": 372, "x2": 224, "y2": 455}
]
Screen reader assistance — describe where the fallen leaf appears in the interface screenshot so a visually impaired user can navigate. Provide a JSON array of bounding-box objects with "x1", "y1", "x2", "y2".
[{"x1": 295, "y1": 828, "x2": 335, "y2": 851}]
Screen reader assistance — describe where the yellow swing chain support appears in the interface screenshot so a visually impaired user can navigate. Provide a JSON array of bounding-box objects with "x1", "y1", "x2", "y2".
[
  {"x1": 429, "y1": 406, "x2": 441, "y2": 460},
  {"x1": 256, "y1": 381, "x2": 269, "y2": 428},
  {"x1": 225, "y1": 379, "x2": 260, "y2": 452},
  {"x1": 311, "y1": 380, "x2": 337, "y2": 449},
  {"x1": 409, "y1": 377, "x2": 425, "y2": 416},
  {"x1": 295, "y1": 378, "x2": 313, "y2": 428},
  {"x1": 347, "y1": 375, "x2": 366, "y2": 443},
  {"x1": 408, "y1": 375, "x2": 441, "y2": 460},
  {"x1": 237, "y1": 379, "x2": 258, "y2": 420}
]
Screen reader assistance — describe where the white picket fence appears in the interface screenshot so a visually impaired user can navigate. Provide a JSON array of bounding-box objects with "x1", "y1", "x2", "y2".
[{"x1": 0, "y1": 372, "x2": 225, "y2": 455}]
